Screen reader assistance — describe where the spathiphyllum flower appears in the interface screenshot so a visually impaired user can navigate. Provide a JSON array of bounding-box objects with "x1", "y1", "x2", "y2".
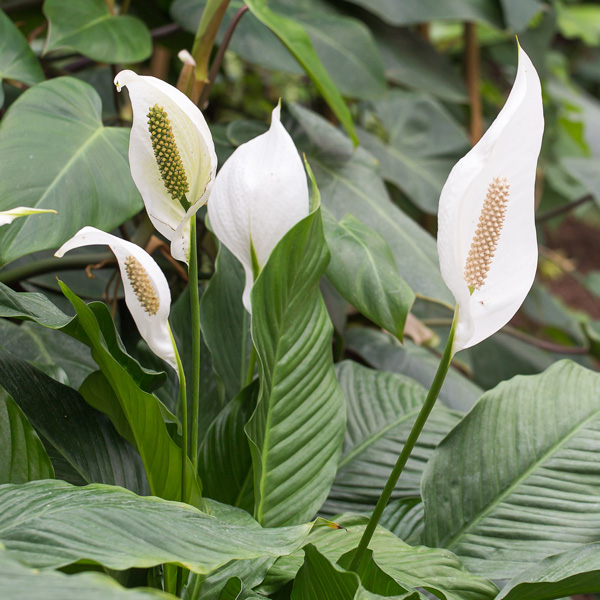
[
  {"x1": 55, "y1": 227, "x2": 176, "y2": 368},
  {"x1": 0, "y1": 207, "x2": 56, "y2": 226},
  {"x1": 114, "y1": 70, "x2": 217, "y2": 264},
  {"x1": 207, "y1": 104, "x2": 309, "y2": 312},
  {"x1": 437, "y1": 44, "x2": 544, "y2": 353}
]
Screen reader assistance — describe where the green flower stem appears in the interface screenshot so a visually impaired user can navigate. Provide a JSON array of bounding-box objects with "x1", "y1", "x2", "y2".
[
  {"x1": 348, "y1": 306, "x2": 459, "y2": 572},
  {"x1": 189, "y1": 216, "x2": 201, "y2": 472}
]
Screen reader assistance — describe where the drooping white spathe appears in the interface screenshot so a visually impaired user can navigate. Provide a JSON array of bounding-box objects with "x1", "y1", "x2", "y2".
[
  {"x1": 208, "y1": 104, "x2": 309, "y2": 312},
  {"x1": 437, "y1": 44, "x2": 544, "y2": 353},
  {"x1": 0, "y1": 207, "x2": 56, "y2": 226},
  {"x1": 114, "y1": 70, "x2": 217, "y2": 264},
  {"x1": 55, "y1": 227, "x2": 176, "y2": 369}
]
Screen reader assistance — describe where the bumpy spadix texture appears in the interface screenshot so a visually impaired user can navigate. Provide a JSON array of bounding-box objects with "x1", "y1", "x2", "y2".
[
  {"x1": 114, "y1": 70, "x2": 217, "y2": 264},
  {"x1": 437, "y1": 45, "x2": 544, "y2": 353},
  {"x1": 0, "y1": 207, "x2": 56, "y2": 226},
  {"x1": 55, "y1": 227, "x2": 176, "y2": 368},
  {"x1": 207, "y1": 105, "x2": 309, "y2": 312}
]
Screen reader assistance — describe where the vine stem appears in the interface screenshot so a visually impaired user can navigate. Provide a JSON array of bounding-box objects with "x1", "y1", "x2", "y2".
[
  {"x1": 349, "y1": 306, "x2": 459, "y2": 572},
  {"x1": 189, "y1": 217, "x2": 201, "y2": 471}
]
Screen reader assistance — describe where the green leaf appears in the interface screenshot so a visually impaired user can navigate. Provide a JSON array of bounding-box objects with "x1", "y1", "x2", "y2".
[
  {"x1": 0, "y1": 480, "x2": 316, "y2": 573},
  {"x1": 0, "y1": 549, "x2": 177, "y2": 600},
  {"x1": 290, "y1": 103, "x2": 453, "y2": 305},
  {"x1": 246, "y1": 206, "x2": 346, "y2": 527},
  {"x1": 0, "y1": 282, "x2": 71, "y2": 328},
  {"x1": 199, "y1": 382, "x2": 257, "y2": 508},
  {"x1": 243, "y1": 0, "x2": 357, "y2": 143},
  {"x1": 0, "y1": 389, "x2": 53, "y2": 484},
  {"x1": 358, "y1": 91, "x2": 469, "y2": 214},
  {"x1": 345, "y1": 327, "x2": 482, "y2": 412},
  {"x1": 0, "y1": 350, "x2": 149, "y2": 493},
  {"x1": 556, "y1": 3, "x2": 600, "y2": 46},
  {"x1": 0, "y1": 77, "x2": 142, "y2": 266},
  {"x1": 322, "y1": 361, "x2": 461, "y2": 516},
  {"x1": 201, "y1": 243, "x2": 248, "y2": 401},
  {"x1": 44, "y1": 0, "x2": 152, "y2": 63},
  {"x1": 497, "y1": 543, "x2": 600, "y2": 600},
  {"x1": 422, "y1": 360, "x2": 600, "y2": 580},
  {"x1": 378, "y1": 497, "x2": 424, "y2": 546},
  {"x1": 323, "y1": 211, "x2": 414, "y2": 340},
  {"x1": 218, "y1": 578, "x2": 243, "y2": 600},
  {"x1": 500, "y1": 0, "x2": 543, "y2": 31},
  {"x1": 0, "y1": 9, "x2": 44, "y2": 107},
  {"x1": 58, "y1": 282, "x2": 202, "y2": 506},
  {"x1": 263, "y1": 514, "x2": 498, "y2": 600}
]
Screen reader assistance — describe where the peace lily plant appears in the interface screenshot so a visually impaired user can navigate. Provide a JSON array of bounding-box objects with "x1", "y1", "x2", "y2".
[
  {"x1": 0, "y1": 207, "x2": 56, "y2": 226},
  {"x1": 350, "y1": 43, "x2": 544, "y2": 569}
]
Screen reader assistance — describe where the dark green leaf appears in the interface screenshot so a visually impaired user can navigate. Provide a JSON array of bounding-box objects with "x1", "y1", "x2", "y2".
[{"x1": 500, "y1": 0, "x2": 543, "y2": 31}]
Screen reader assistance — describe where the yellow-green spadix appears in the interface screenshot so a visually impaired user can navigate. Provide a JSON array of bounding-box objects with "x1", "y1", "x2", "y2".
[
  {"x1": 114, "y1": 70, "x2": 217, "y2": 264},
  {"x1": 437, "y1": 44, "x2": 544, "y2": 353}
]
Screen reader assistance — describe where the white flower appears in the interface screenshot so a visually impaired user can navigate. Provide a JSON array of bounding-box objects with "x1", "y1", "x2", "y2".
[
  {"x1": 0, "y1": 207, "x2": 56, "y2": 226},
  {"x1": 437, "y1": 44, "x2": 544, "y2": 353},
  {"x1": 207, "y1": 104, "x2": 309, "y2": 312},
  {"x1": 114, "y1": 70, "x2": 217, "y2": 264},
  {"x1": 55, "y1": 227, "x2": 176, "y2": 368}
]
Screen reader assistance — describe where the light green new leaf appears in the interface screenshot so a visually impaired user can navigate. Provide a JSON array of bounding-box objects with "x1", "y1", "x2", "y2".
[
  {"x1": 0, "y1": 77, "x2": 142, "y2": 267},
  {"x1": 0, "y1": 9, "x2": 44, "y2": 107},
  {"x1": 423, "y1": 360, "x2": 600, "y2": 580},
  {"x1": 0, "y1": 549, "x2": 177, "y2": 600},
  {"x1": 0, "y1": 480, "x2": 315, "y2": 573},
  {"x1": 247, "y1": 206, "x2": 346, "y2": 527},
  {"x1": 58, "y1": 282, "x2": 202, "y2": 507},
  {"x1": 44, "y1": 0, "x2": 152, "y2": 63},
  {"x1": 244, "y1": 0, "x2": 357, "y2": 144},
  {"x1": 323, "y1": 211, "x2": 414, "y2": 340},
  {"x1": 0, "y1": 390, "x2": 53, "y2": 484},
  {"x1": 497, "y1": 543, "x2": 600, "y2": 600},
  {"x1": 322, "y1": 361, "x2": 460, "y2": 516},
  {"x1": 262, "y1": 514, "x2": 498, "y2": 600}
]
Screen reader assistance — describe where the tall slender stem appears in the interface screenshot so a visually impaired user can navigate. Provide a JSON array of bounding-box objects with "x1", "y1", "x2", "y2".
[
  {"x1": 170, "y1": 327, "x2": 188, "y2": 503},
  {"x1": 464, "y1": 22, "x2": 483, "y2": 145},
  {"x1": 349, "y1": 307, "x2": 459, "y2": 572},
  {"x1": 189, "y1": 217, "x2": 201, "y2": 471}
]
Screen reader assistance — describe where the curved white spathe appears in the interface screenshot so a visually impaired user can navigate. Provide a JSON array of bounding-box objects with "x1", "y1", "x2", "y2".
[
  {"x1": 0, "y1": 207, "x2": 56, "y2": 226},
  {"x1": 437, "y1": 44, "x2": 544, "y2": 353},
  {"x1": 207, "y1": 104, "x2": 309, "y2": 312},
  {"x1": 114, "y1": 70, "x2": 217, "y2": 264},
  {"x1": 55, "y1": 227, "x2": 176, "y2": 369}
]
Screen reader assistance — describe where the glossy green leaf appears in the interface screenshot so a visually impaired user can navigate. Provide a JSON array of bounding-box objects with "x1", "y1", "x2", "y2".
[
  {"x1": 0, "y1": 389, "x2": 53, "y2": 484},
  {"x1": 0, "y1": 549, "x2": 177, "y2": 600},
  {"x1": 0, "y1": 9, "x2": 44, "y2": 107},
  {"x1": 247, "y1": 207, "x2": 346, "y2": 527},
  {"x1": 0, "y1": 350, "x2": 149, "y2": 493},
  {"x1": 263, "y1": 514, "x2": 498, "y2": 600},
  {"x1": 44, "y1": 0, "x2": 152, "y2": 63},
  {"x1": 322, "y1": 361, "x2": 461, "y2": 516},
  {"x1": 0, "y1": 77, "x2": 142, "y2": 266},
  {"x1": 290, "y1": 103, "x2": 453, "y2": 305},
  {"x1": 323, "y1": 211, "x2": 414, "y2": 340},
  {"x1": 0, "y1": 480, "x2": 315, "y2": 572},
  {"x1": 422, "y1": 360, "x2": 600, "y2": 580},
  {"x1": 58, "y1": 282, "x2": 202, "y2": 506},
  {"x1": 345, "y1": 327, "x2": 482, "y2": 412},
  {"x1": 497, "y1": 543, "x2": 600, "y2": 600},
  {"x1": 378, "y1": 497, "x2": 424, "y2": 546},
  {"x1": 0, "y1": 282, "x2": 71, "y2": 328},
  {"x1": 218, "y1": 578, "x2": 243, "y2": 600}
]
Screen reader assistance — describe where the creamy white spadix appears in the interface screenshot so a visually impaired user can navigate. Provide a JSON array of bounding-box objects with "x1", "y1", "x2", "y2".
[
  {"x1": 437, "y1": 44, "x2": 544, "y2": 353},
  {"x1": 0, "y1": 207, "x2": 56, "y2": 226},
  {"x1": 55, "y1": 227, "x2": 176, "y2": 369},
  {"x1": 207, "y1": 104, "x2": 309, "y2": 312},
  {"x1": 114, "y1": 70, "x2": 217, "y2": 264}
]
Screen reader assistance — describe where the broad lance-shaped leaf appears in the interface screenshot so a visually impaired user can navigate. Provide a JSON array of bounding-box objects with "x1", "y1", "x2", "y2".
[
  {"x1": 246, "y1": 205, "x2": 346, "y2": 527},
  {"x1": 0, "y1": 480, "x2": 316, "y2": 573},
  {"x1": 422, "y1": 360, "x2": 600, "y2": 580},
  {"x1": 0, "y1": 389, "x2": 54, "y2": 484},
  {"x1": 322, "y1": 361, "x2": 461, "y2": 517},
  {"x1": 0, "y1": 77, "x2": 142, "y2": 267},
  {"x1": 0, "y1": 549, "x2": 177, "y2": 600},
  {"x1": 261, "y1": 514, "x2": 498, "y2": 600}
]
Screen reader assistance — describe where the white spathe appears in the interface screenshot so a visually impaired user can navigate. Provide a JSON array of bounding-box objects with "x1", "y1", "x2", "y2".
[
  {"x1": 207, "y1": 104, "x2": 309, "y2": 312},
  {"x1": 0, "y1": 207, "x2": 56, "y2": 226},
  {"x1": 114, "y1": 70, "x2": 217, "y2": 264},
  {"x1": 55, "y1": 227, "x2": 176, "y2": 368},
  {"x1": 437, "y1": 44, "x2": 544, "y2": 353}
]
